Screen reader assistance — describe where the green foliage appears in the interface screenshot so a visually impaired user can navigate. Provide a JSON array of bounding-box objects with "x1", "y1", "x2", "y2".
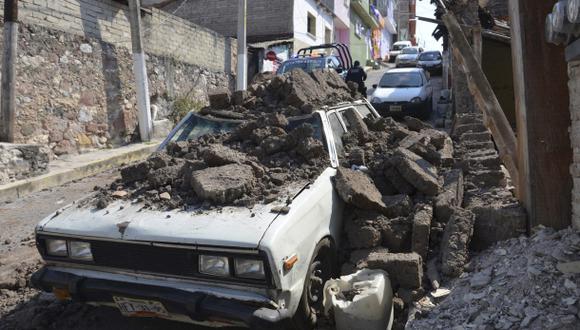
[{"x1": 170, "y1": 97, "x2": 204, "y2": 123}]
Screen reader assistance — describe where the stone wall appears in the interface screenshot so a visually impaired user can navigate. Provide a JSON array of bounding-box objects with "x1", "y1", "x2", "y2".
[
  {"x1": 568, "y1": 60, "x2": 580, "y2": 229},
  {"x1": 0, "y1": 143, "x2": 50, "y2": 184},
  {"x1": 0, "y1": 0, "x2": 236, "y2": 156}
]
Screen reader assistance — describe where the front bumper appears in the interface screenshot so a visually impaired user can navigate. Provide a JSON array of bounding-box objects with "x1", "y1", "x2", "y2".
[
  {"x1": 31, "y1": 267, "x2": 291, "y2": 329},
  {"x1": 418, "y1": 64, "x2": 442, "y2": 73},
  {"x1": 372, "y1": 100, "x2": 430, "y2": 118}
]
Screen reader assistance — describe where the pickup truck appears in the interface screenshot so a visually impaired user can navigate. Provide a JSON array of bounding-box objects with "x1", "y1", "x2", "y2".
[{"x1": 31, "y1": 100, "x2": 380, "y2": 329}]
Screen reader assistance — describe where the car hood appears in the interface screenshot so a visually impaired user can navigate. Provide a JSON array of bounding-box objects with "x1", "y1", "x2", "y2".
[
  {"x1": 397, "y1": 54, "x2": 418, "y2": 61},
  {"x1": 373, "y1": 87, "x2": 422, "y2": 102},
  {"x1": 37, "y1": 181, "x2": 310, "y2": 249}
]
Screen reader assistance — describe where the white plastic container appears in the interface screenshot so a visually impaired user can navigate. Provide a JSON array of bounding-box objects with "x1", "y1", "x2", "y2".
[{"x1": 323, "y1": 269, "x2": 394, "y2": 330}]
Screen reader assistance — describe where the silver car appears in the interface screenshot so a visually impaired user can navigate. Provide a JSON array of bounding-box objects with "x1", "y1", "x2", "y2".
[
  {"x1": 395, "y1": 47, "x2": 423, "y2": 68},
  {"x1": 370, "y1": 68, "x2": 433, "y2": 119}
]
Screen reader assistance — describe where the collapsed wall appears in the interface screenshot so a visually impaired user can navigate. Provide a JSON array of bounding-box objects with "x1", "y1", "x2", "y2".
[
  {"x1": 452, "y1": 113, "x2": 527, "y2": 250},
  {"x1": 331, "y1": 112, "x2": 529, "y2": 327}
]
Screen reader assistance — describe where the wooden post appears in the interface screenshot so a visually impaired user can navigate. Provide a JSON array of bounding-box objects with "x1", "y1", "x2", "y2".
[
  {"x1": 0, "y1": 0, "x2": 18, "y2": 142},
  {"x1": 128, "y1": 0, "x2": 152, "y2": 142},
  {"x1": 509, "y1": 0, "x2": 572, "y2": 229},
  {"x1": 443, "y1": 13, "x2": 519, "y2": 187}
]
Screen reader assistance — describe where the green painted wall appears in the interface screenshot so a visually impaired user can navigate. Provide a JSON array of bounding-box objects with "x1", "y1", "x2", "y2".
[{"x1": 349, "y1": 10, "x2": 370, "y2": 65}]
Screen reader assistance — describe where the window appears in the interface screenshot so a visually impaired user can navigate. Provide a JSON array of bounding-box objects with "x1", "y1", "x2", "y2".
[
  {"x1": 307, "y1": 12, "x2": 316, "y2": 37},
  {"x1": 328, "y1": 112, "x2": 346, "y2": 156},
  {"x1": 325, "y1": 27, "x2": 331, "y2": 44},
  {"x1": 379, "y1": 72, "x2": 423, "y2": 88}
]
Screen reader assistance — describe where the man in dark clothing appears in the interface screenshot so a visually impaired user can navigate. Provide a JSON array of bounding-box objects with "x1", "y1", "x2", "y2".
[{"x1": 345, "y1": 60, "x2": 368, "y2": 97}]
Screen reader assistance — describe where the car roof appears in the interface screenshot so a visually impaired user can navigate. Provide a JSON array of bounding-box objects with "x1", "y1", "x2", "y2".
[{"x1": 384, "y1": 68, "x2": 425, "y2": 74}]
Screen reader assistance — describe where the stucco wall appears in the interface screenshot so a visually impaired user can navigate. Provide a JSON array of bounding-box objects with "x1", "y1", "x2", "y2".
[{"x1": 293, "y1": 0, "x2": 334, "y2": 51}]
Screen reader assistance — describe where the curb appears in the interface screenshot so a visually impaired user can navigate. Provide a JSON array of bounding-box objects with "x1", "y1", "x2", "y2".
[{"x1": 0, "y1": 143, "x2": 160, "y2": 202}]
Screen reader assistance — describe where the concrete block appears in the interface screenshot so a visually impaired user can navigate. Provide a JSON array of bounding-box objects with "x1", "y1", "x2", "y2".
[
  {"x1": 350, "y1": 248, "x2": 423, "y2": 289},
  {"x1": 412, "y1": 204, "x2": 433, "y2": 259}
]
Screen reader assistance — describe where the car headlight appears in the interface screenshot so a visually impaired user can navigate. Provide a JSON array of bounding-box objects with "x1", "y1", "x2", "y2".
[
  {"x1": 46, "y1": 239, "x2": 68, "y2": 257},
  {"x1": 199, "y1": 255, "x2": 230, "y2": 277},
  {"x1": 371, "y1": 97, "x2": 381, "y2": 104},
  {"x1": 69, "y1": 241, "x2": 93, "y2": 261},
  {"x1": 235, "y1": 258, "x2": 265, "y2": 279},
  {"x1": 411, "y1": 97, "x2": 423, "y2": 103}
]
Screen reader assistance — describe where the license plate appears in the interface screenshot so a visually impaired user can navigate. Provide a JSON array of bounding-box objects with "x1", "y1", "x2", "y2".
[
  {"x1": 113, "y1": 296, "x2": 169, "y2": 318},
  {"x1": 390, "y1": 105, "x2": 402, "y2": 112}
]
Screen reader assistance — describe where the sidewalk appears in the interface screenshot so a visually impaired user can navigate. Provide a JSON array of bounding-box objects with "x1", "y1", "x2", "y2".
[{"x1": 0, "y1": 141, "x2": 160, "y2": 202}]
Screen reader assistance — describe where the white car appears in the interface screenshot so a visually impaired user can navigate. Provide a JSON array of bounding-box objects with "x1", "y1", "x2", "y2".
[
  {"x1": 31, "y1": 101, "x2": 382, "y2": 329},
  {"x1": 388, "y1": 40, "x2": 413, "y2": 63},
  {"x1": 370, "y1": 68, "x2": 433, "y2": 119}
]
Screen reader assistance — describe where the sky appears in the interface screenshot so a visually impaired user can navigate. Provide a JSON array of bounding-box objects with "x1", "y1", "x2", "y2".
[{"x1": 415, "y1": 0, "x2": 443, "y2": 51}]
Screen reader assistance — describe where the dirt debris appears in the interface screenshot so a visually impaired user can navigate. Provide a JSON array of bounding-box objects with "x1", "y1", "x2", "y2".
[
  {"x1": 92, "y1": 69, "x2": 356, "y2": 210},
  {"x1": 409, "y1": 226, "x2": 580, "y2": 329}
]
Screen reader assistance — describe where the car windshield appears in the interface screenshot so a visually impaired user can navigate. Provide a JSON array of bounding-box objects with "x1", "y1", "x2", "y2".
[
  {"x1": 418, "y1": 52, "x2": 442, "y2": 61},
  {"x1": 166, "y1": 113, "x2": 324, "y2": 144},
  {"x1": 393, "y1": 44, "x2": 408, "y2": 51},
  {"x1": 379, "y1": 72, "x2": 423, "y2": 88},
  {"x1": 401, "y1": 47, "x2": 419, "y2": 54},
  {"x1": 277, "y1": 58, "x2": 326, "y2": 74}
]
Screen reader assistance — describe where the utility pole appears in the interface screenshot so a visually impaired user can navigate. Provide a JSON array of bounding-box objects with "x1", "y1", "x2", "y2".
[
  {"x1": 0, "y1": 0, "x2": 18, "y2": 143},
  {"x1": 236, "y1": 0, "x2": 247, "y2": 91},
  {"x1": 128, "y1": 0, "x2": 152, "y2": 142}
]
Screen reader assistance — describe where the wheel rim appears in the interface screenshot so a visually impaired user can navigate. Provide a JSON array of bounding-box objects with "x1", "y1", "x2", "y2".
[{"x1": 307, "y1": 256, "x2": 330, "y2": 314}]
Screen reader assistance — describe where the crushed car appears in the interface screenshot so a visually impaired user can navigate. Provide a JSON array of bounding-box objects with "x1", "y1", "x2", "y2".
[{"x1": 31, "y1": 96, "x2": 380, "y2": 329}]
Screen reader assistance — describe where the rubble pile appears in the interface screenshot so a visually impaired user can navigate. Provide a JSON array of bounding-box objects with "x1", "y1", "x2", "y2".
[
  {"x1": 201, "y1": 68, "x2": 357, "y2": 120},
  {"x1": 452, "y1": 113, "x2": 526, "y2": 250},
  {"x1": 409, "y1": 226, "x2": 580, "y2": 329},
  {"x1": 333, "y1": 116, "x2": 471, "y2": 301},
  {"x1": 332, "y1": 114, "x2": 531, "y2": 328},
  {"x1": 93, "y1": 69, "x2": 356, "y2": 210},
  {"x1": 94, "y1": 113, "x2": 328, "y2": 210}
]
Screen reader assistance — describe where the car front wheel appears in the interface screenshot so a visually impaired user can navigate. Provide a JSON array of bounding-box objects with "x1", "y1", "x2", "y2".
[{"x1": 290, "y1": 238, "x2": 336, "y2": 330}]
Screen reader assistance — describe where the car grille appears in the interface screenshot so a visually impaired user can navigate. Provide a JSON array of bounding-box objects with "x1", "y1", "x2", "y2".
[{"x1": 91, "y1": 241, "x2": 197, "y2": 276}]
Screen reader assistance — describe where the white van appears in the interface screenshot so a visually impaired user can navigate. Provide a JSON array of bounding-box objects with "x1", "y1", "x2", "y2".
[{"x1": 388, "y1": 41, "x2": 413, "y2": 63}]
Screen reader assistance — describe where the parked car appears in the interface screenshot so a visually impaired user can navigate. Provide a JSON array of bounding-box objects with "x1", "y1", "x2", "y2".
[
  {"x1": 277, "y1": 55, "x2": 347, "y2": 78},
  {"x1": 31, "y1": 101, "x2": 383, "y2": 329},
  {"x1": 370, "y1": 68, "x2": 433, "y2": 119},
  {"x1": 277, "y1": 43, "x2": 353, "y2": 80},
  {"x1": 395, "y1": 46, "x2": 423, "y2": 68},
  {"x1": 416, "y1": 51, "x2": 443, "y2": 75},
  {"x1": 388, "y1": 41, "x2": 413, "y2": 63}
]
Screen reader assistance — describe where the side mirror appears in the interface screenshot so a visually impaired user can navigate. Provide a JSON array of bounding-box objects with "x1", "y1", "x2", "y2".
[
  {"x1": 336, "y1": 67, "x2": 344, "y2": 74},
  {"x1": 372, "y1": 84, "x2": 378, "y2": 89}
]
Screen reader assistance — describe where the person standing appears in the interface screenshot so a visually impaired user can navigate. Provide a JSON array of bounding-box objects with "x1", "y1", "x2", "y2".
[{"x1": 345, "y1": 60, "x2": 368, "y2": 97}]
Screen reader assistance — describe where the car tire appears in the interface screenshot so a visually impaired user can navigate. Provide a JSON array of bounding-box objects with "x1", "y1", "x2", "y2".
[{"x1": 289, "y1": 238, "x2": 336, "y2": 330}]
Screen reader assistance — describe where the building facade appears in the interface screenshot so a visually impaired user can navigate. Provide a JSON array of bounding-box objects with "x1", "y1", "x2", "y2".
[{"x1": 334, "y1": 0, "x2": 351, "y2": 45}]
